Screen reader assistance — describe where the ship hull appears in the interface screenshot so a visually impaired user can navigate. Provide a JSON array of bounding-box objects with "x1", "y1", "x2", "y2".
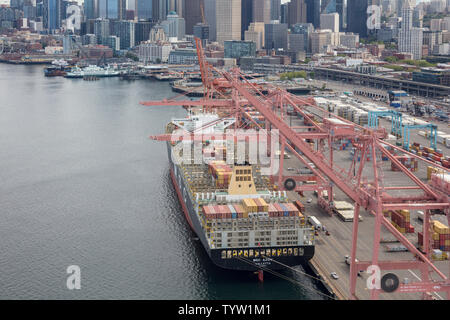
[{"x1": 167, "y1": 142, "x2": 314, "y2": 271}]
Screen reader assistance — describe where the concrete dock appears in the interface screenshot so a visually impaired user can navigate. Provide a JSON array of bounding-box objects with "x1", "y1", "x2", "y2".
[{"x1": 279, "y1": 100, "x2": 449, "y2": 300}]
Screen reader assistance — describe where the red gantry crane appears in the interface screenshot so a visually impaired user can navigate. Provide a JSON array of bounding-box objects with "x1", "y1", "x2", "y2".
[{"x1": 140, "y1": 38, "x2": 450, "y2": 300}]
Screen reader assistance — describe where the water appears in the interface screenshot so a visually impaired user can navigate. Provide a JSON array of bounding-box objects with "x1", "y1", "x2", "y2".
[{"x1": 0, "y1": 64, "x2": 324, "y2": 300}]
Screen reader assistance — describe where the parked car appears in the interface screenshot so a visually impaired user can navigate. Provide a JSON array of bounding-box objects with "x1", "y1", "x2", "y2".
[{"x1": 331, "y1": 272, "x2": 339, "y2": 280}]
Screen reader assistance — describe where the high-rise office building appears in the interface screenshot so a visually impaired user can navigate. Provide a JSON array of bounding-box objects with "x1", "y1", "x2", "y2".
[
  {"x1": 137, "y1": 0, "x2": 153, "y2": 20},
  {"x1": 193, "y1": 23, "x2": 210, "y2": 45},
  {"x1": 265, "y1": 21, "x2": 288, "y2": 50},
  {"x1": 184, "y1": 0, "x2": 203, "y2": 35},
  {"x1": 112, "y1": 20, "x2": 136, "y2": 49},
  {"x1": 107, "y1": 0, "x2": 118, "y2": 19},
  {"x1": 398, "y1": 4, "x2": 423, "y2": 59},
  {"x1": 280, "y1": 3, "x2": 288, "y2": 24},
  {"x1": 84, "y1": 0, "x2": 96, "y2": 20},
  {"x1": 204, "y1": 0, "x2": 216, "y2": 41},
  {"x1": 44, "y1": 0, "x2": 62, "y2": 31},
  {"x1": 253, "y1": 0, "x2": 270, "y2": 24},
  {"x1": 244, "y1": 22, "x2": 265, "y2": 49},
  {"x1": 118, "y1": 0, "x2": 126, "y2": 20},
  {"x1": 241, "y1": 0, "x2": 253, "y2": 39},
  {"x1": 288, "y1": 0, "x2": 307, "y2": 27},
  {"x1": 216, "y1": 0, "x2": 241, "y2": 45},
  {"x1": 320, "y1": 12, "x2": 339, "y2": 32},
  {"x1": 346, "y1": 0, "x2": 369, "y2": 38},
  {"x1": 94, "y1": 18, "x2": 110, "y2": 44},
  {"x1": 335, "y1": 0, "x2": 347, "y2": 30},
  {"x1": 270, "y1": 0, "x2": 281, "y2": 21},
  {"x1": 135, "y1": 20, "x2": 155, "y2": 44},
  {"x1": 305, "y1": 0, "x2": 321, "y2": 28},
  {"x1": 161, "y1": 11, "x2": 185, "y2": 39},
  {"x1": 289, "y1": 23, "x2": 313, "y2": 52}
]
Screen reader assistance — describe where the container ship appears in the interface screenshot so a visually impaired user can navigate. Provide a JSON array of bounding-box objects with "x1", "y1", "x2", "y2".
[{"x1": 164, "y1": 112, "x2": 315, "y2": 271}]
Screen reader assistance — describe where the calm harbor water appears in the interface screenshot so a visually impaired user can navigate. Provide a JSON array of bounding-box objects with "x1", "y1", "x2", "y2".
[{"x1": 0, "y1": 64, "x2": 324, "y2": 300}]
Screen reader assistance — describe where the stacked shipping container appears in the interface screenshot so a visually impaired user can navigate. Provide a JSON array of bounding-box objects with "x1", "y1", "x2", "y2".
[{"x1": 390, "y1": 209, "x2": 414, "y2": 233}]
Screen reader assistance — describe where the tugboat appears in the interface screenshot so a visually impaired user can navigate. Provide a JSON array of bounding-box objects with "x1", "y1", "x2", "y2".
[{"x1": 44, "y1": 59, "x2": 71, "y2": 77}]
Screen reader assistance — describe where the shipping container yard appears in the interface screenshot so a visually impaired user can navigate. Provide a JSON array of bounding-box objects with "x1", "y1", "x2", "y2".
[{"x1": 141, "y1": 39, "x2": 450, "y2": 300}]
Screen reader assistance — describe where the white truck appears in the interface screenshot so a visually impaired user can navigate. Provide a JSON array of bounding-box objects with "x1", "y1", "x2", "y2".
[
  {"x1": 308, "y1": 216, "x2": 322, "y2": 230},
  {"x1": 418, "y1": 211, "x2": 424, "y2": 222}
]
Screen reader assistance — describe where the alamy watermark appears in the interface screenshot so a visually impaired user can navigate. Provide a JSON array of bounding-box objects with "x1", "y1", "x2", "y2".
[
  {"x1": 64, "y1": 5, "x2": 81, "y2": 32},
  {"x1": 366, "y1": 265, "x2": 400, "y2": 293},
  {"x1": 367, "y1": 5, "x2": 382, "y2": 31},
  {"x1": 66, "y1": 265, "x2": 81, "y2": 290}
]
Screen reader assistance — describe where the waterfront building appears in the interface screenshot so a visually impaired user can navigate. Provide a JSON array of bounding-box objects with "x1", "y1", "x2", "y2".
[
  {"x1": 224, "y1": 40, "x2": 256, "y2": 59},
  {"x1": 168, "y1": 48, "x2": 198, "y2": 64},
  {"x1": 138, "y1": 41, "x2": 172, "y2": 63}
]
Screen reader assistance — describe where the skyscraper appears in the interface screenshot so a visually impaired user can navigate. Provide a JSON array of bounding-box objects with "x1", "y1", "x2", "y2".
[
  {"x1": 398, "y1": 4, "x2": 423, "y2": 59},
  {"x1": 265, "y1": 21, "x2": 288, "y2": 50},
  {"x1": 107, "y1": 0, "x2": 118, "y2": 19},
  {"x1": 290, "y1": 23, "x2": 313, "y2": 52},
  {"x1": 184, "y1": 0, "x2": 203, "y2": 35},
  {"x1": 112, "y1": 20, "x2": 136, "y2": 49},
  {"x1": 305, "y1": 0, "x2": 322, "y2": 28},
  {"x1": 137, "y1": 0, "x2": 153, "y2": 20},
  {"x1": 241, "y1": 0, "x2": 253, "y2": 39},
  {"x1": 94, "y1": 18, "x2": 110, "y2": 44},
  {"x1": 346, "y1": 0, "x2": 368, "y2": 38},
  {"x1": 118, "y1": 0, "x2": 126, "y2": 20},
  {"x1": 288, "y1": 0, "x2": 307, "y2": 27},
  {"x1": 253, "y1": 0, "x2": 271, "y2": 24},
  {"x1": 44, "y1": 0, "x2": 61, "y2": 31},
  {"x1": 216, "y1": 0, "x2": 241, "y2": 45},
  {"x1": 320, "y1": 12, "x2": 339, "y2": 32},
  {"x1": 270, "y1": 0, "x2": 281, "y2": 21},
  {"x1": 204, "y1": 0, "x2": 216, "y2": 41},
  {"x1": 84, "y1": 0, "x2": 96, "y2": 20}
]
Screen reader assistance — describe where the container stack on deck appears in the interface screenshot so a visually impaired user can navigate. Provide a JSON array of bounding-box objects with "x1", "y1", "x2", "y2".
[
  {"x1": 202, "y1": 199, "x2": 304, "y2": 221},
  {"x1": 209, "y1": 161, "x2": 233, "y2": 188},
  {"x1": 390, "y1": 209, "x2": 414, "y2": 233}
]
